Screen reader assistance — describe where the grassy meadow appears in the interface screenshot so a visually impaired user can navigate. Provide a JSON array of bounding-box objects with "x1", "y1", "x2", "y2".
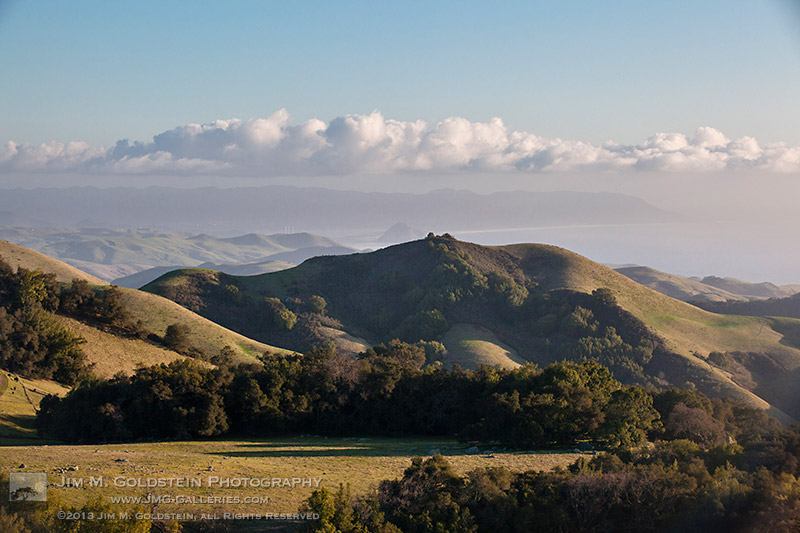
[{"x1": 0, "y1": 437, "x2": 582, "y2": 516}]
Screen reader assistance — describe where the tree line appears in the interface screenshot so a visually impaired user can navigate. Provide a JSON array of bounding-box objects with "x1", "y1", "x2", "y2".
[{"x1": 37, "y1": 340, "x2": 773, "y2": 453}]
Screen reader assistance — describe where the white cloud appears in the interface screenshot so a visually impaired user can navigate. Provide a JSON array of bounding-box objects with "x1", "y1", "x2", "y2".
[{"x1": 2, "y1": 112, "x2": 799, "y2": 176}]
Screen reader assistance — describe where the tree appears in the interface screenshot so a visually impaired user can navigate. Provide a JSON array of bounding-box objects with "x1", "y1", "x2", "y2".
[
  {"x1": 600, "y1": 386, "x2": 661, "y2": 447},
  {"x1": 163, "y1": 323, "x2": 192, "y2": 353},
  {"x1": 307, "y1": 295, "x2": 328, "y2": 315},
  {"x1": 264, "y1": 297, "x2": 297, "y2": 331},
  {"x1": 665, "y1": 403, "x2": 726, "y2": 447}
]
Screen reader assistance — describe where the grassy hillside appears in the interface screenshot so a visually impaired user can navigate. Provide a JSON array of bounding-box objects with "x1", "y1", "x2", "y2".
[
  {"x1": 145, "y1": 235, "x2": 800, "y2": 422},
  {"x1": 0, "y1": 370, "x2": 69, "y2": 439},
  {"x1": 54, "y1": 316, "x2": 191, "y2": 379},
  {"x1": 614, "y1": 266, "x2": 744, "y2": 302},
  {"x1": 116, "y1": 287, "x2": 291, "y2": 359},
  {"x1": 0, "y1": 240, "x2": 104, "y2": 284},
  {"x1": 440, "y1": 323, "x2": 525, "y2": 370},
  {"x1": 0, "y1": 240, "x2": 291, "y2": 379}
]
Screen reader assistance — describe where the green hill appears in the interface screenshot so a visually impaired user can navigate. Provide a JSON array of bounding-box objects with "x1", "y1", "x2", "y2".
[
  {"x1": 144, "y1": 235, "x2": 800, "y2": 422},
  {"x1": 0, "y1": 240, "x2": 290, "y2": 379}
]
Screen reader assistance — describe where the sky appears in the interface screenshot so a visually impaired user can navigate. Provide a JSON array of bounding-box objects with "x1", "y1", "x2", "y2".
[{"x1": 1, "y1": 0, "x2": 800, "y2": 157}]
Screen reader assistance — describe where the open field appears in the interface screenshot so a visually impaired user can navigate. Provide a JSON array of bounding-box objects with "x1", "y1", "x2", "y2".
[{"x1": 0, "y1": 437, "x2": 582, "y2": 516}]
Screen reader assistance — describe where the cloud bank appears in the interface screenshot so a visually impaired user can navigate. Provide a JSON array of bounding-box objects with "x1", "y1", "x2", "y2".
[{"x1": 3, "y1": 110, "x2": 800, "y2": 176}]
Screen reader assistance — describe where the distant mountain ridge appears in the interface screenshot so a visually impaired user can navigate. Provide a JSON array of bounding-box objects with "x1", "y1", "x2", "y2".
[
  {"x1": 0, "y1": 186, "x2": 677, "y2": 235},
  {"x1": 0, "y1": 227, "x2": 356, "y2": 282}
]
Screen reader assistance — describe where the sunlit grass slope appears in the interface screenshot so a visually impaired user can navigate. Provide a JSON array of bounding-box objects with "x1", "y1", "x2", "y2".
[{"x1": 440, "y1": 323, "x2": 525, "y2": 370}]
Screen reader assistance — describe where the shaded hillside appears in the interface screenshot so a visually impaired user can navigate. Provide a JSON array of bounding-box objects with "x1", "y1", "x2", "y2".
[
  {"x1": 615, "y1": 265, "x2": 800, "y2": 303},
  {"x1": 145, "y1": 235, "x2": 800, "y2": 421},
  {"x1": 696, "y1": 293, "x2": 800, "y2": 320}
]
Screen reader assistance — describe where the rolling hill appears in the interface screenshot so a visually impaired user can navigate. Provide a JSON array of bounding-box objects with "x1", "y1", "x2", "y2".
[
  {"x1": 615, "y1": 265, "x2": 800, "y2": 303},
  {"x1": 0, "y1": 240, "x2": 290, "y2": 378},
  {"x1": 144, "y1": 235, "x2": 800, "y2": 422}
]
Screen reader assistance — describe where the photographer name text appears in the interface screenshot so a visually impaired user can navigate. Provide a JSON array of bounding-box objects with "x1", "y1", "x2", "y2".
[{"x1": 59, "y1": 475, "x2": 323, "y2": 489}]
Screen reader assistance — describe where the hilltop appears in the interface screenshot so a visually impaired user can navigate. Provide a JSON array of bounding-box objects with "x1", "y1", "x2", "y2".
[{"x1": 144, "y1": 235, "x2": 800, "y2": 421}]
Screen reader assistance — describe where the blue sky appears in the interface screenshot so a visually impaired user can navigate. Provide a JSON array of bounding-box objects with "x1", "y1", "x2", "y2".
[{"x1": 2, "y1": 0, "x2": 800, "y2": 149}]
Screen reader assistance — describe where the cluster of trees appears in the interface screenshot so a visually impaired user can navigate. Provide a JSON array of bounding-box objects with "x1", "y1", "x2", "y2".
[
  {"x1": 0, "y1": 260, "x2": 88, "y2": 384},
  {"x1": 156, "y1": 269, "x2": 336, "y2": 352},
  {"x1": 58, "y1": 279, "x2": 146, "y2": 338}
]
